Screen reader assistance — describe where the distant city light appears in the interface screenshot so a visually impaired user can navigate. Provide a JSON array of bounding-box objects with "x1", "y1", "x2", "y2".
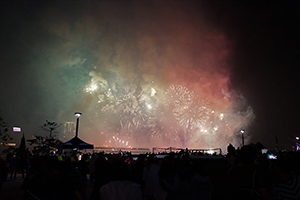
[
  {"x1": 0, "y1": 142, "x2": 16, "y2": 146},
  {"x1": 207, "y1": 150, "x2": 215, "y2": 155}
]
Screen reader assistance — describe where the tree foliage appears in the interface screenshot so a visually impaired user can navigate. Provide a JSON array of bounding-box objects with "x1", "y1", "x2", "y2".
[
  {"x1": 0, "y1": 116, "x2": 13, "y2": 143},
  {"x1": 40, "y1": 120, "x2": 62, "y2": 138},
  {"x1": 27, "y1": 135, "x2": 62, "y2": 156},
  {"x1": 2, "y1": 146, "x2": 17, "y2": 155},
  {"x1": 26, "y1": 120, "x2": 63, "y2": 155}
]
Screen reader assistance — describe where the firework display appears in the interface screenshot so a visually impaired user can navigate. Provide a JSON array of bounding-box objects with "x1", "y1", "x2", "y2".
[
  {"x1": 84, "y1": 72, "x2": 254, "y2": 150},
  {"x1": 0, "y1": 1, "x2": 258, "y2": 152}
]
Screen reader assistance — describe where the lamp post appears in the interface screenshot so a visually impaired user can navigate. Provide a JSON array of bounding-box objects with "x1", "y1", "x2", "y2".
[
  {"x1": 241, "y1": 129, "x2": 245, "y2": 146},
  {"x1": 75, "y1": 112, "x2": 82, "y2": 137}
]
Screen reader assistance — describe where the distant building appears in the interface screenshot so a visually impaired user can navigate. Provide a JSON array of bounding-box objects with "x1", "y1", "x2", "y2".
[{"x1": 63, "y1": 122, "x2": 76, "y2": 140}]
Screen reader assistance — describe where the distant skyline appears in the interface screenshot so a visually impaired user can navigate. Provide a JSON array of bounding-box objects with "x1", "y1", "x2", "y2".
[{"x1": 1, "y1": 0, "x2": 299, "y2": 152}]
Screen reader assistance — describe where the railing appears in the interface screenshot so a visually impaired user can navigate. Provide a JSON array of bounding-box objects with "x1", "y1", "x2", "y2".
[
  {"x1": 94, "y1": 147, "x2": 151, "y2": 154},
  {"x1": 93, "y1": 146, "x2": 222, "y2": 155},
  {"x1": 152, "y1": 147, "x2": 222, "y2": 155}
]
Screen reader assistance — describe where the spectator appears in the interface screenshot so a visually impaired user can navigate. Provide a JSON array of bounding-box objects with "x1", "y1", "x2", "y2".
[
  {"x1": 228, "y1": 145, "x2": 260, "y2": 200},
  {"x1": 90, "y1": 153, "x2": 112, "y2": 200},
  {"x1": 131, "y1": 154, "x2": 145, "y2": 188},
  {"x1": 89, "y1": 153, "x2": 96, "y2": 183},
  {"x1": 273, "y1": 153, "x2": 300, "y2": 200},
  {"x1": 78, "y1": 154, "x2": 90, "y2": 194},
  {"x1": 143, "y1": 154, "x2": 160, "y2": 200},
  {"x1": 159, "y1": 153, "x2": 212, "y2": 200},
  {"x1": 22, "y1": 156, "x2": 86, "y2": 200},
  {"x1": 9, "y1": 154, "x2": 20, "y2": 180},
  {"x1": 227, "y1": 143, "x2": 237, "y2": 167},
  {"x1": 0, "y1": 157, "x2": 8, "y2": 191},
  {"x1": 100, "y1": 160, "x2": 142, "y2": 200}
]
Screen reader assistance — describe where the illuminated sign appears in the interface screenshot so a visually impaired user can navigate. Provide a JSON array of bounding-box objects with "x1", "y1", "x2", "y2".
[
  {"x1": 13, "y1": 127, "x2": 21, "y2": 132},
  {"x1": 0, "y1": 143, "x2": 16, "y2": 146}
]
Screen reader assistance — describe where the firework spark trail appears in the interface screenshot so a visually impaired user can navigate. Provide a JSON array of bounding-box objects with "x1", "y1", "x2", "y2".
[{"x1": 85, "y1": 78, "x2": 254, "y2": 151}]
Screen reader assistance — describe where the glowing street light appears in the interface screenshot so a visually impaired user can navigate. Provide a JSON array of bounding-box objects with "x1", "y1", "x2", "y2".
[
  {"x1": 240, "y1": 129, "x2": 245, "y2": 146},
  {"x1": 75, "y1": 112, "x2": 82, "y2": 137}
]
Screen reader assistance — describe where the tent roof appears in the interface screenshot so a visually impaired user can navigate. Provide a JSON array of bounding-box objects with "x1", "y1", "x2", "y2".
[{"x1": 60, "y1": 136, "x2": 94, "y2": 150}]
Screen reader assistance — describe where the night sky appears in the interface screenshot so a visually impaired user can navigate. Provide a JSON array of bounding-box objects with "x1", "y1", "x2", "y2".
[{"x1": 1, "y1": 0, "x2": 299, "y2": 152}]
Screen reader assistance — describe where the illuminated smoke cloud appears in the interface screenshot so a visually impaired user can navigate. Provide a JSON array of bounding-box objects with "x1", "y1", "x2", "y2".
[
  {"x1": 73, "y1": 1, "x2": 255, "y2": 151},
  {"x1": 1, "y1": 1, "x2": 255, "y2": 152}
]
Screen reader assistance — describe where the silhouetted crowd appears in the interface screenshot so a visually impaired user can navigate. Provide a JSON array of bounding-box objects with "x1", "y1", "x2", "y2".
[
  {"x1": 226, "y1": 144, "x2": 300, "y2": 200},
  {"x1": 0, "y1": 144, "x2": 299, "y2": 200}
]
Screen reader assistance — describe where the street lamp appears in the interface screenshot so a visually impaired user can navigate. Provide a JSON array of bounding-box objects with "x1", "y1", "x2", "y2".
[
  {"x1": 75, "y1": 112, "x2": 82, "y2": 137},
  {"x1": 240, "y1": 129, "x2": 245, "y2": 146}
]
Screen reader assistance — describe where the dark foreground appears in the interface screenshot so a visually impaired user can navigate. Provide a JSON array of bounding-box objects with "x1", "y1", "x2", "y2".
[{"x1": 1, "y1": 147, "x2": 299, "y2": 200}]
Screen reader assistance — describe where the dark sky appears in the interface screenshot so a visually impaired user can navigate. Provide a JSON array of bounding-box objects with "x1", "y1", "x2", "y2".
[
  {"x1": 1, "y1": 0, "x2": 299, "y2": 151},
  {"x1": 222, "y1": 1, "x2": 300, "y2": 150}
]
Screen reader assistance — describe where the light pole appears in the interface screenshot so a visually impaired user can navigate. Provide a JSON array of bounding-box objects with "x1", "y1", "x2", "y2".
[
  {"x1": 241, "y1": 129, "x2": 245, "y2": 146},
  {"x1": 75, "y1": 112, "x2": 82, "y2": 137},
  {"x1": 296, "y1": 136, "x2": 299, "y2": 151}
]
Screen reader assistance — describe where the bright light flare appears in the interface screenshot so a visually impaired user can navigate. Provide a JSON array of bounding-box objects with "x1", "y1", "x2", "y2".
[
  {"x1": 219, "y1": 113, "x2": 224, "y2": 120},
  {"x1": 151, "y1": 88, "x2": 157, "y2": 96},
  {"x1": 207, "y1": 150, "x2": 215, "y2": 155},
  {"x1": 75, "y1": 112, "x2": 82, "y2": 117},
  {"x1": 86, "y1": 83, "x2": 98, "y2": 94}
]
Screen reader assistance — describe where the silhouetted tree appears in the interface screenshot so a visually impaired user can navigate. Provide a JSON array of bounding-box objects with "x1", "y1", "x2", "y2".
[
  {"x1": 2, "y1": 146, "x2": 17, "y2": 155},
  {"x1": 18, "y1": 133, "x2": 26, "y2": 156},
  {"x1": 26, "y1": 120, "x2": 63, "y2": 155},
  {"x1": 0, "y1": 117, "x2": 13, "y2": 144},
  {"x1": 40, "y1": 120, "x2": 62, "y2": 138},
  {"x1": 27, "y1": 135, "x2": 62, "y2": 155}
]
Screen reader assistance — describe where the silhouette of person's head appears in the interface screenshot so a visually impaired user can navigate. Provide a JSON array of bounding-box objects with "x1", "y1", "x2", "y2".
[
  {"x1": 111, "y1": 160, "x2": 129, "y2": 181},
  {"x1": 275, "y1": 154, "x2": 293, "y2": 175},
  {"x1": 239, "y1": 145, "x2": 258, "y2": 166},
  {"x1": 227, "y1": 143, "x2": 235, "y2": 155}
]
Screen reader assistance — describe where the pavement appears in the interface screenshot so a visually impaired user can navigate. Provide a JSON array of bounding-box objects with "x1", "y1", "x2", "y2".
[
  {"x1": 0, "y1": 173, "x2": 94, "y2": 200},
  {"x1": 1, "y1": 175, "x2": 25, "y2": 200}
]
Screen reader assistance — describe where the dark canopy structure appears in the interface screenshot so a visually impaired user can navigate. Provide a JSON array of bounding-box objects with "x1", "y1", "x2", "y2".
[{"x1": 60, "y1": 136, "x2": 94, "y2": 150}]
